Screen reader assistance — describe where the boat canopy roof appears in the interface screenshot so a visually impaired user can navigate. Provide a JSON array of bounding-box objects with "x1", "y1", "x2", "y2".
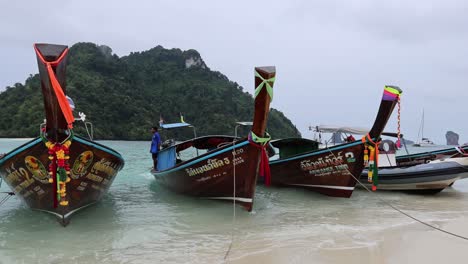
[
  {"x1": 313, "y1": 125, "x2": 403, "y2": 138},
  {"x1": 160, "y1": 122, "x2": 192, "y2": 129},
  {"x1": 236, "y1": 121, "x2": 253, "y2": 126},
  {"x1": 314, "y1": 125, "x2": 369, "y2": 134},
  {"x1": 175, "y1": 135, "x2": 238, "y2": 152}
]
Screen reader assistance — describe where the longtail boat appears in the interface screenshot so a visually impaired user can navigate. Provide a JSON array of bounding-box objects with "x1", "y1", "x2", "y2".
[
  {"x1": 151, "y1": 66, "x2": 275, "y2": 211},
  {"x1": 266, "y1": 85, "x2": 402, "y2": 197},
  {"x1": 0, "y1": 44, "x2": 124, "y2": 225},
  {"x1": 297, "y1": 127, "x2": 468, "y2": 193}
]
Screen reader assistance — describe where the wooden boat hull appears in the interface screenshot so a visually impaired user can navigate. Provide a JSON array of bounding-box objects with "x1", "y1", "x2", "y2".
[
  {"x1": 152, "y1": 139, "x2": 260, "y2": 211},
  {"x1": 360, "y1": 158, "x2": 468, "y2": 193},
  {"x1": 0, "y1": 136, "x2": 124, "y2": 225},
  {"x1": 152, "y1": 66, "x2": 275, "y2": 211},
  {"x1": 266, "y1": 86, "x2": 402, "y2": 197},
  {"x1": 269, "y1": 142, "x2": 365, "y2": 198}
]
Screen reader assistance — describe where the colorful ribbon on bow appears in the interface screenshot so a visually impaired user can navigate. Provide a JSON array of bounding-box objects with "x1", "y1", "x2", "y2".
[
  {"x1": 254, "y1": 70, "x2": 275, "y2": 101},
  {"x1": 45, "y1": 139, "x2": 72, "y2": 207},
  {"x1": 248, "y1": 131, "x2": 272, "y2": 186},
  {"x1": 362, "y1": 134, "x2": 381, "y2": 191},
  {"x1": 41, "y1": 132, "x2": 73, "y2": 207}
]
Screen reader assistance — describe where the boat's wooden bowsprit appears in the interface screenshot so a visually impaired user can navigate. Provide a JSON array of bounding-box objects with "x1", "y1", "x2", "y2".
[
  {"x1": 268, "y1": 85, "x2": 402, "y2": 197},
  {"x1": 34, "y1": 44, "x2": 73, "y2": 142},
  {"x1": 152, "y1": 66, "x2": 276, "y2": 211},
  {"x1": 0, "y1": 43, "x2": 124, "y2": 225}
]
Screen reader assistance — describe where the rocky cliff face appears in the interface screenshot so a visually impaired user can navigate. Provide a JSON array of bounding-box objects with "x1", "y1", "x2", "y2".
[
  {"x1": 183, "y1": 49, "x2": 207, "y2": 69},
  {"x1": 446, "y1": 131, "x2": 459, "y2": 145}
]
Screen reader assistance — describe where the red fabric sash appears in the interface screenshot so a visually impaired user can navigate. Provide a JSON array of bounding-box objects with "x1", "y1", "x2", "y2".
[
  {"x1": 248, "y1": 134, "x2": 271, "y2": 186},
  {"x1": 46, "y1": 64, "x2": 75, "y2": 129}
]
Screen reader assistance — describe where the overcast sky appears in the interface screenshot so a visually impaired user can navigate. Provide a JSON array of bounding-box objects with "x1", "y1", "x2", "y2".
[{"x1": 1, "y1": 0, "x2": 468, "y2": 144}]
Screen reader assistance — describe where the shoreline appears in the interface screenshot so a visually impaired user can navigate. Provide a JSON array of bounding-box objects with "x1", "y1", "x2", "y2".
[{"x1": 226, "y1": 217, "x2": 468, "y2": 264}]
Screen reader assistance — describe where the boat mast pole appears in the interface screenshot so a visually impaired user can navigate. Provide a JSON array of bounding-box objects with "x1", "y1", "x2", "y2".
[{"x1": 421, "y1": 108, "x2": 425, "y2": 140}]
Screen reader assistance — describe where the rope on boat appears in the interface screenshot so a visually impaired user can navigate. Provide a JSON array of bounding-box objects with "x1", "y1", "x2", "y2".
[
  {"x1": 383, "y1": 149, "x2": 394, "y2": 167},
  {"x1": 0, "y1": 192, "x2": 14, "y2": 207},
  {"x1": 325, "y1": 146, "x2": 468, "y2": 241},
  {"x1": 224, "y1": 138, "x2": 238, "y2": 260},
  {"x1": 396, "y1": 96, "x2": 402, "y2": 148},
  {"x1": 0, "y1": 178, "x2": 14, "y2": 207},
  {"x1": 403, "y1": 136, "x2": 410, "y2": 155},
  {"x1": 224, "y1": 132, "x2": 273, "y2": 260}
]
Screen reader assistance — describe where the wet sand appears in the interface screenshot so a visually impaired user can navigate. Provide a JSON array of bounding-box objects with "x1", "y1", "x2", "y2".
[{"x1": 226, "y1": 217, "x2": 468, "y2": 264}]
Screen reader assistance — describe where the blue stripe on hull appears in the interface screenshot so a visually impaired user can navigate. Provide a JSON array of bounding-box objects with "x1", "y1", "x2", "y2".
[
  {"x1": 0, "y1": 138, "x2": 42, "y2": 166},
  {"x1": 74, "y1": 136, "x2": 124, "y2": 162},
  {"x1": 0, "y1": 136, "x2": 124, "y2": 166}
]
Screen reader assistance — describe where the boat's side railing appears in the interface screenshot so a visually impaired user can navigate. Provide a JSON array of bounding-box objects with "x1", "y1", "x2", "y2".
[
  {"x1": 39, "y1": 122, "x2": 73, "y2": 144},
  {"x1": 39, "y1": 111, "x2": 94, "y2": 142},
  {"x1": 39, "y1": 122, "x2": 45, "y2": 134},
  {"x1": 84, "y1": 122, "x2": 94, "y2": 141},
  {"x1": 234, "y1": 121, "x2": 253, "y2": 138},
  {"x1": 76, "y1": 112, "x2": 94, "y2": 141},
  {"x1": 217, "y1": 142, "x2": 234, "y2": 148}
]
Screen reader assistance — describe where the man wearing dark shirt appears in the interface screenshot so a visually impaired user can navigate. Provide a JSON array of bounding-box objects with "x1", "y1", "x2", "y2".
[{"x1": 150, "y1": 126, "x2": 161, "y2": 171}]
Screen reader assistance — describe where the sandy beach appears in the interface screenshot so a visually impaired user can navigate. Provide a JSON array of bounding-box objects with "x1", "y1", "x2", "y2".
[{"x1": 226, "y1": 216, "x2": 468, "y2": 264}]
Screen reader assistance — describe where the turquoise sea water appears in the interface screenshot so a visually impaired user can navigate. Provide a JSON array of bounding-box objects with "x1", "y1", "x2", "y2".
[{"x1": 1, "y1": 139, "x2": 468, "y2": 263}]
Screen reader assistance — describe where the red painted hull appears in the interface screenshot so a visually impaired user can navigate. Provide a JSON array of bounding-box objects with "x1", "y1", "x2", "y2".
[
  {"x1": 269, "y1": 142, "x2": 365, "y2": 198},
  {"x1": 152, "y1": 139, "x2": 261, "y2": 211},
  {"x1": 265, "y1": 86, "x2": 402, "y2": 198},
  {"x1": 151, "y1": 66, "x2": 275, "y2": 211}
]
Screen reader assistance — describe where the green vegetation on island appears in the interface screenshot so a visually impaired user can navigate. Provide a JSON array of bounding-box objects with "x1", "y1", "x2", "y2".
[{"x1": 0, "y1": 43, "x2": 301, "y2": 140}]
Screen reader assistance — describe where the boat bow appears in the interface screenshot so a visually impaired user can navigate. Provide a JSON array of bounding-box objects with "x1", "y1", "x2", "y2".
[
  {"x1": 0, "y1": 43, "x2": 124, "y2": 225},
  {"x1": 268, "y1": 85, "x2": 402, "y2": 197}
]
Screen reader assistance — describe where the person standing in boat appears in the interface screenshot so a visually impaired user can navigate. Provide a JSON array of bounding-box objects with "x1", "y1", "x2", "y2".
[
  {"x1": 150, "y1": 126, "x2": 162, "y2": 171},
  {"x1": 66, "y1": 95, "x2": 75, "y2": 111},
  {"x1": 345, "y1": 135, "x2": 356, "y2": 142}
]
